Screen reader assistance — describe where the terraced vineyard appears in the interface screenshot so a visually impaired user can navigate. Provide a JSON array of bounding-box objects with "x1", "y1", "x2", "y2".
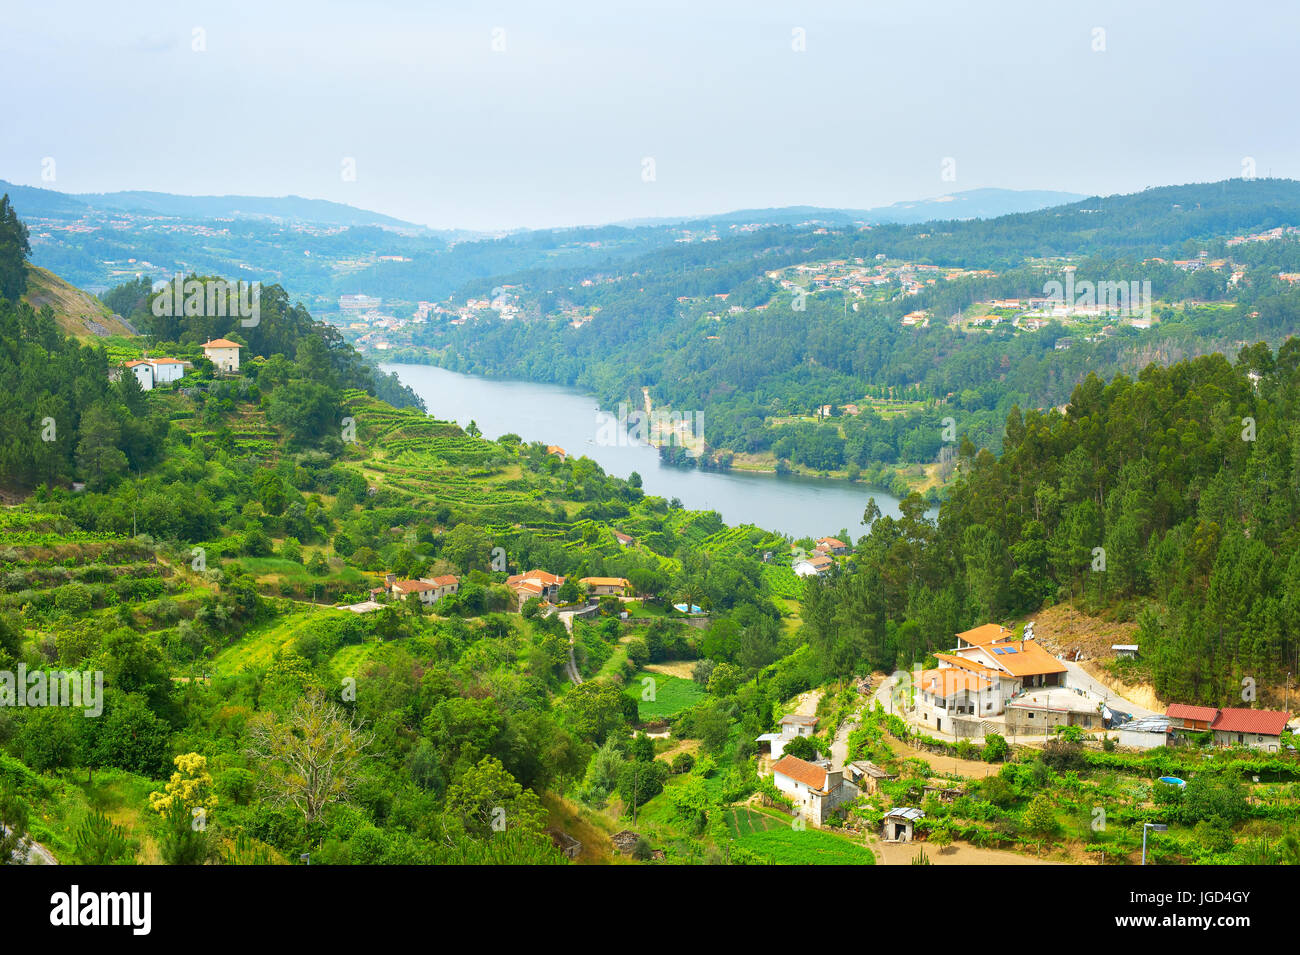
[{"x1": 0, "y1": 510, "x2": 195, "y2": 630}]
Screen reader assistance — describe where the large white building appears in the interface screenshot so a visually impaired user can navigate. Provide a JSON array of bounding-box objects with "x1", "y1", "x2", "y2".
[{"x1": 914, "y1": 623, "x2": 1069, "y2": 734}]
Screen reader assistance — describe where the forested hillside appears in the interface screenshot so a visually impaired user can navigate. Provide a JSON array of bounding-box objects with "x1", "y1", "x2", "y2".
[
  {"x1": 802, "y1": 342, "x2": 1300, "y2": 707},
  {"x1": 408, "y1": 179, "x2": 1300, "y2": 493}
]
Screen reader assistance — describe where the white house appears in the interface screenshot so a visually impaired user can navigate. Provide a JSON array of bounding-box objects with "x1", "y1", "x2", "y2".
[
  {"x1": 120, "y1": 360, "x2": 155, "y2": 391},
  {"x1": 505, "y1": 570, "x2": 565, "y2": 607},
  {"x1": 914, "y1": 666, "x2": 998, "y2": 734},
  {"x1": 793, "y1": 554, "x2": 833, "y2": 577},
  {"x1": 421, "y1": 574, "x2": 460, "y2": 602},
  {"x1": 770, "y1": 755, "x2": 854, "y2": 825},
  {"x1": 390, "y1": 579, "x2": 437, "y2": 605},
  {"x1": 756, "y1": 713, "x2": 818, "y2": 760},
  {"x1": 923, "y1": 623, "x2": 1068, "y2": 719},
  {"x1": 113, "y1": 356, "x2": 188, "y2": 391},
  {"x1": 1209, "y1": 708, "x2": 1290, "y2": 751},
  {"x1": 390, "y1": 575, "x2": 459, "y2": 605},
  {"x1": 201, "y1": 338, "x2": 242, "y2": 373},
  {"x1": 146, "y1": 356, "x2": 188, "y2": 384}
]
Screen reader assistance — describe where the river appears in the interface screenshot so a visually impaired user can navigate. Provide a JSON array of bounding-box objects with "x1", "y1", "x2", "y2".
[{"x1": 382, "y1": 363, "x2": 913, "y2": 539}]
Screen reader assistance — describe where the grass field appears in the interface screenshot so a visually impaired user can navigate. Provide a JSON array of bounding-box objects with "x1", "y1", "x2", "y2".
[
  {"x1": 724, "y1": 806, "x2": 875, "y2": 864},
  {"x1": 626, "y1": 669, "x2": 706, "y2": 721},
  {"x1": 212, "y1": 608, "x2": 347, "y2": 672}
]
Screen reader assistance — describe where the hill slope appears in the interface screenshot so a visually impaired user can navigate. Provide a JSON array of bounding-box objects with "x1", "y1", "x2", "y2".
[{"x1": 21, "y1": 263, "x2": 134, "y2": 338}]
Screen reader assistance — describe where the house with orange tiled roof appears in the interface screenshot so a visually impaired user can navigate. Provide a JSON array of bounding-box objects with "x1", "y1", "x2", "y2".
[
  {"x1": 390, "y1": 578, "x2": 438, "y2": 605},
  {"x1": 915, "y1": 666, "x2": 996, "y2": 734},
  {"x1": 950, "y1": 624, "x2": 1065, "y2": 687},
  {"x1": 918, "y1": 623, "x2": 1068, "y2": 730},
  {"x1": 580, "y1": 576, "x2": 631, "y2": 596},
  {"x1": 815, "y1": 537, "x2": 849, "y2": 556},
  {"x1": 387, "y1": 574, "x2": 460, "y2": 606},
  {"x1": 955, "y1": 624, "x2": 1011, "y2": 647},
  {"x1": 770, "y1": 754, "x2": 853, "y2": 824},
  {"x1": 506, "y1": 569, "x2": 565, "y2": 607},
  {"x1": 201, "y1": 338, "x2": 242, "y2": 373}
]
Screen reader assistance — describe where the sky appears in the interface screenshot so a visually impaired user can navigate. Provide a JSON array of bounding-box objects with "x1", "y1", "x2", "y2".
[{"x1": 3, "y1": 0, "x2": 1299, "y2": 231}]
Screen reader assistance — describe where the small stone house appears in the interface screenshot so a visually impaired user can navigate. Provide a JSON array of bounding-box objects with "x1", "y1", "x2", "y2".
[{"x1": 883, "y1": 807, "x2": 924, "y2": 843}]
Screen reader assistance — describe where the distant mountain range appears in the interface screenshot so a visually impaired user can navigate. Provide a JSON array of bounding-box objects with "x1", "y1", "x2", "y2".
[
  {"x1": 619, "y1": 188, "x2": 1088, "y2": 229},
  {"x1": 3, "y1": 180, "x2": 1084, "y2": 236},
  {"x1": 0, "y1": 180, "x2": 440, "y2": 234}
]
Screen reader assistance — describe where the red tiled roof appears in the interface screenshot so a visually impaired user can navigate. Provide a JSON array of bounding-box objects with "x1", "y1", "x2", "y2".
[
  {"x1": 1166, "y1": 703, "x2": 1219, "y2": 723},
  {"x1": 424, "y1": 575, "x2": 458, "y2": 587},
  {"x1": 919, "y1": 667, "x2": 992, "y2": 697},
  {"x1": 201, "y1": 338, "x2": 242, "y2": 349},
  {"x1": 506, "y1": 570, "x2": 564, "y2": 592},
  {"x1": 771, "y1": 755, "x2": 828, "y2": 792},
  {"x1": 933, "y1": 653, "x2": 1000, "y2": 678},
  {"x1": 392, "y1": 579, "x2": 435, "y2": 593},
  {"x1": 1210, "y1": 708, "x2": 1290, "y2": 736},
  {"x1": 956, "y1": 624, "x2": 1013, "y2": 646}
]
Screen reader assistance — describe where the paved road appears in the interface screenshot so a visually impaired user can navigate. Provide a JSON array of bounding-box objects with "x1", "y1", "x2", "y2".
[
  {"x1": 830, "y1": 707, "x2": 861, "y2": 769},
  {"x1": 554, "y1": 608, "x2": 583, "y2": 684},
  {"x1": 1061, "y1": 659, "x2": 1158, "y2": 719}
]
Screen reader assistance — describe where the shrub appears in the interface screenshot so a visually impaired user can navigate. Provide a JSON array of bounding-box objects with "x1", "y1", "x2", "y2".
[{"x1": 983, "y1": 733, "x2": 1009, "y2": 762}]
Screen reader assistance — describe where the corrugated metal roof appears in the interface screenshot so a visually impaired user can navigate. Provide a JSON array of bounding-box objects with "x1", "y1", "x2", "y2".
[{"x1": 885, "y1": 807, "x2": 925, "y2": 821}]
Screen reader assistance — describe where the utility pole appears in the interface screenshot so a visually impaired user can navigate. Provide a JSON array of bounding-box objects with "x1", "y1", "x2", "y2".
[{"x1": 632, "y1": 759, "x2": 639, "y2": 827}]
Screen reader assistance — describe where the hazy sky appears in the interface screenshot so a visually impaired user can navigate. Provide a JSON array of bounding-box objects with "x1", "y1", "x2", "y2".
[{"x1": 3, "y1": 0, "x2": 1299, "y2": 231}]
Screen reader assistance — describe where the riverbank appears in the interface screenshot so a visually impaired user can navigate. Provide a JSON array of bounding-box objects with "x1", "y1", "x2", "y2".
[
  {"x1": 380, "y1": 362, "x2": 925, "y2": 538},
  {"x1": 377, "y1": 352, "x2": 951, "y2": 502}
]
